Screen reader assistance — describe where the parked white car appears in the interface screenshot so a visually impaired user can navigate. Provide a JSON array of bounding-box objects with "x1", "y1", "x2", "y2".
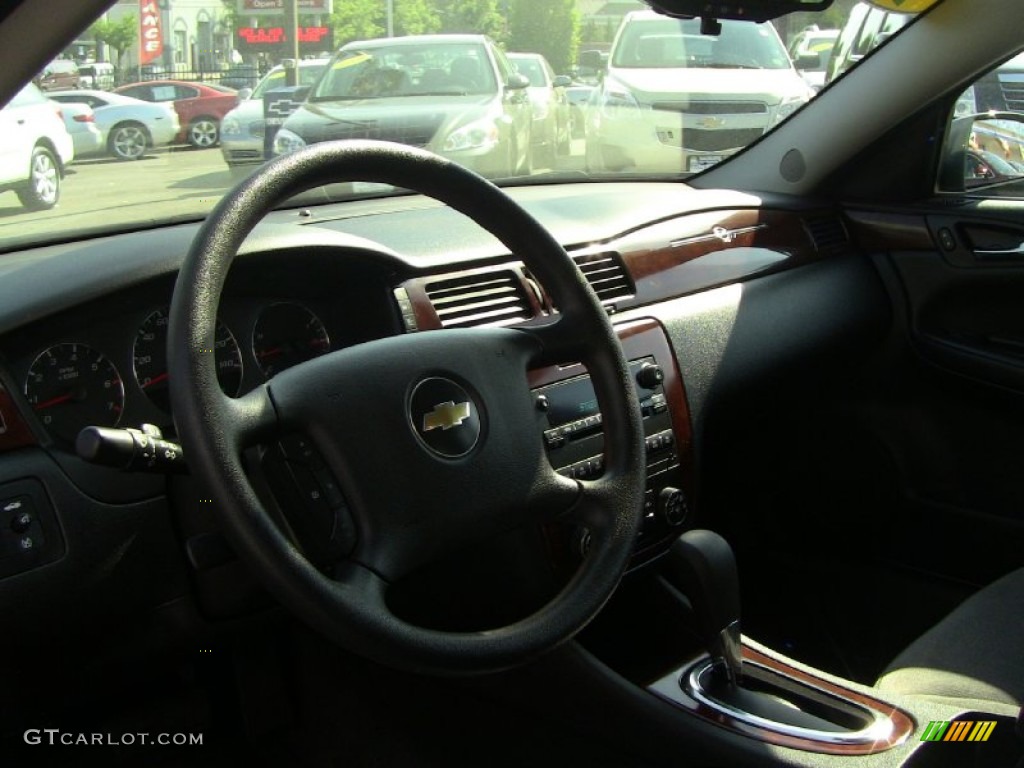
[
  {"x1": 48, "y1": 90, "x2": 180, "y2": 160},
  {"x1": 56, "y1": 100, "x2": 103, "y2": 157},
  {"x1": 586, "y1": 10, "x2": 814, "y2": 174},
  {"x1": 0, "y1": 83, "x2": 73, "y2": 210}
]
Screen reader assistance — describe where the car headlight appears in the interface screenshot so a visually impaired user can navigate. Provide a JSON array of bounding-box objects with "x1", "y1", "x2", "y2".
[
  {"x1": 773, "y1": 97, "x2": 807, "y2": 125},
  {"x1": 221, "y1": 117, "x2": 241, "y2": 136},
  {"x1": 600, "y1": 87, "x2": 640, "y2": 117},
  {"x1": 273, "y1": 128, "x2": 306, "y2": 156},
  {"x1": 443, "y1": 119, "x2": 498, "y2": 153}
]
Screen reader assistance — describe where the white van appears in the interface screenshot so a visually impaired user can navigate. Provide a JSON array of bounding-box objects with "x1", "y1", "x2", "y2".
[
  {"x1": 586, "y1": 10, "x2": 814, "y2": 174},
  {"x1": 78, "y1": 62, "x2": 115, "y2": 90}
]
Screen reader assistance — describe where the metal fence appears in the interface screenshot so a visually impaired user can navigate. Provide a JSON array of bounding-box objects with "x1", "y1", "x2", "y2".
[{"x1": 112, "y1": 66, "x2": 261, "y2": 91}]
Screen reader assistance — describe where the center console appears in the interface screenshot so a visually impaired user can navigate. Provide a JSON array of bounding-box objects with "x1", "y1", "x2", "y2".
[{"x1": 528, "y1": 318, "x2": 695, "y2": 569}]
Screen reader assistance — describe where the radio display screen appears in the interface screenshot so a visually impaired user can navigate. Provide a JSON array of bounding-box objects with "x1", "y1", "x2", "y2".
[{"x1": 540, "y1": 375, "x2": 601, "y2": 428}]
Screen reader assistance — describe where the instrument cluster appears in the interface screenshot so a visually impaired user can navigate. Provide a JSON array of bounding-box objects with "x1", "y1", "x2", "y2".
[{"x1": 18, "y1": 298, "x2": 334, "y2": 447}]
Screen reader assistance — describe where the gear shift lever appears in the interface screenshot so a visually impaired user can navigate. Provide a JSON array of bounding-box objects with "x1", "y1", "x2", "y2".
[{"x1": 661, "y1": 530, "x2": 743, "y2": 686}]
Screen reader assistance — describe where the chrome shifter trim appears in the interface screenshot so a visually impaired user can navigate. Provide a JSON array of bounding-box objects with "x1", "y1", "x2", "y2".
[{"x1": 682, "y1": 658, "x2": 895, "y2": 747}]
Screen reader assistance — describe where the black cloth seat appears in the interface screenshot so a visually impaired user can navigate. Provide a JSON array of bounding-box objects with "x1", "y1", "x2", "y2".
[{"x1": 875, "y1": 568, "x2": 1024, "y2": 709}]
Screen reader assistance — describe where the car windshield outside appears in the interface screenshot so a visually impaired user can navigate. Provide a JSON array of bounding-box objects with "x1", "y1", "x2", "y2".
[{"x1": 0, "y1": 0, "x2": 935, "y2": 253}]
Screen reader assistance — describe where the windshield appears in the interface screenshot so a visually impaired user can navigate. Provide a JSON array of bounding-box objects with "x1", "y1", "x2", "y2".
[
  {"x1": 0, "y1": 1, "x2": 934, "y2": 252},
  {"x1": 311, "y1": 42, "x2": 497, "y2": 100},
  {"x1": 611, "y1": 17, "x2": 791, "y2": 70},
  {"x1": 509, "y1": 56, "x2": 546, "y2": 87},
  {"x1": 251, "y1": 63, "x2": 327, "y2": 99}
]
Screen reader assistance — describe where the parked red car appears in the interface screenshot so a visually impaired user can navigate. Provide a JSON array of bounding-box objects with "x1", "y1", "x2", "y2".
[{"x1": 113, "y1": 79, "x2": 239, "y2": 148}]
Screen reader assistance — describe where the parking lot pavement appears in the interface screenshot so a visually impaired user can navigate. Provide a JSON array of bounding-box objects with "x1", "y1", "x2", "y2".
[{"x1": 0, "y1": 141, "x2": 588, "y2": 249}]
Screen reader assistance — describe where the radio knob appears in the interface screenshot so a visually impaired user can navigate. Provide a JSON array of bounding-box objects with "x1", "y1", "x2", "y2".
[
  {"x1": 636, "y1": 362, "x2": 664, "y2": 389},
  {"x1": 658, "y1": 487, "x2": 688, "y2": 526}
]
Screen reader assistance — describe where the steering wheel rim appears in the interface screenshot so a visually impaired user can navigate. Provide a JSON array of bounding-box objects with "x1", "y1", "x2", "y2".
[{"x1": 168, "y1": 140, "x2": 646, "y2": 673}]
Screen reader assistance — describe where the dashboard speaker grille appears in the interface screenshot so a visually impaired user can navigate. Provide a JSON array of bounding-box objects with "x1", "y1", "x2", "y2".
[
  {"x1": 424, "y1": 270, "x2": 532, "y2": 328},
  {"x1": 571, "y1": 251, "x2": 634, "y2": 303}
]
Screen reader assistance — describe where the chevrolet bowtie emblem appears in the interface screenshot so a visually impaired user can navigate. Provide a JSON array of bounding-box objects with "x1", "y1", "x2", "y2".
[{"x1": 422, "y1": 401, "x2": 472, "y2": 432}]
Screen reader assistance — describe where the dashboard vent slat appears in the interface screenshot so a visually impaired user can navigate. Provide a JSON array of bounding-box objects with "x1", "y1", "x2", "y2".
[
  {"x1": 424, "y1": 271, "x2": 531, "y2": 328},
  {"x1": 803, "y1": 215, "x2": 852, "y2": 258},
  {"x1": 571, "y1": 252, "x2": 634, "y2": 303}
]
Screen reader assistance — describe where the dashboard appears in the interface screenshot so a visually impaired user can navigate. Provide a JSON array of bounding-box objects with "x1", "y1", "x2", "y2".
[{"x1": 0, "y1": 181, "x2": 865, "y2": 635}]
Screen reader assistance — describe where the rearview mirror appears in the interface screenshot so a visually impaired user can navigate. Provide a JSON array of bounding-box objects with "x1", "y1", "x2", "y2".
[
  {"x1": 238, "y1": 87, "x2": 253, "y2": 100},
  {"x1": 644, "y1": 0, "x2": 832, "y2": 22},
  {"x1": 553, "y1": 75, "x2": 571, "y2": 88}
]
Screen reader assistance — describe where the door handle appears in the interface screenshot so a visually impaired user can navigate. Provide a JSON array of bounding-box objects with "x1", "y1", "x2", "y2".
[{"x1": 974, "y1": 242, "x2": 1024, "y2": 260}]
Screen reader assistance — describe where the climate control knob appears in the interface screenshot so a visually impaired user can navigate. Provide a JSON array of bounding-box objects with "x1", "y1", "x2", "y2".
[{"x1": 636, "y1": 362, "x2": 664, "y2": 389}]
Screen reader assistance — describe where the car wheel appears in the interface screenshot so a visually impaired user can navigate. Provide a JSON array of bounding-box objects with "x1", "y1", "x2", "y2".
[
  {"x1": 108, "y1": 122, "x2": 149, "y2": 161},
  {"x1": 16, "y1": 146, "x2": 60, "y2": 211},
  {"x1": 187, "y1": 117, "x2": 219, "y2": 148}
]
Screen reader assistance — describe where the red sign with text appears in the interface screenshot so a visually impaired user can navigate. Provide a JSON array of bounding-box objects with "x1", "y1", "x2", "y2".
[
  {"x1": 139, "y1": 0, "x2": 164, "y2": 65},
  {"x1": 238, "y1": 26, "x2": 330, "y2": 45}
]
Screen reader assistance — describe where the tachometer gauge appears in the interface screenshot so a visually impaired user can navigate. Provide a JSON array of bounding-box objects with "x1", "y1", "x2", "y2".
[
  {"x1": 133, "y1": 308, "x2": 243, "y2": 413},
  {"x1": 25, "y1": 343, "x2": 124, "y2": 443},
  {"x1": 252, "y1": 302, "x2": 331, "y2": 379}
]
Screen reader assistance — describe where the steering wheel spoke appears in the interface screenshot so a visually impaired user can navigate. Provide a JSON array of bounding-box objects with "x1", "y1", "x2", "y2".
[{"x1": 225, "y1": 382, "x2": 280, "y2": 448}]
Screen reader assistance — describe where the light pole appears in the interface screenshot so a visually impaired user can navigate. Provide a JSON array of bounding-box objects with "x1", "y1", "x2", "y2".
[{"x1": 386, "y1": 0, "x2": 394, "y2": 37}]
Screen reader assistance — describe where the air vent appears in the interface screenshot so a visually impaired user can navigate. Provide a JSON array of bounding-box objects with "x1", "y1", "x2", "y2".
[
  {"x1": 803, "y1": 215, "x2": 852, "y2": 258},
  {"x1": 424, "y1": 270, "x2": 531, "y2": 328},
  {"x1": 571, "y1": 251, "x2": 634, "y2": 303}
]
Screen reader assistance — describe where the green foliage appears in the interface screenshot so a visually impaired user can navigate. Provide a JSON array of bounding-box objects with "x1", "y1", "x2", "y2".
[
  {"x1": 396, "y1": 0, "x2": 443, "y2": 36},
  {"x1": 507, "y1": 0, "x2": 579, "y2": 74},
  {"x1": 332, "y1": 0, "x2": 386, "y2": 45},
  {"x1": 437, "y1": 0, "x2": 506, "y2": 41},
  {"x1": 90, "y1": 15, "x2": 137, "y2": 68}
]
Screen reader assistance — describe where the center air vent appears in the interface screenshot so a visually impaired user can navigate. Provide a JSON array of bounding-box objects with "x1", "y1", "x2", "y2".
[
  {"x1": 571, "y1": 251, "x2": 634, "y2": 303},
  {"x1": 424, "y1": 270, "x2": 531, "y2": 328},
  {"x1": 803, "y1": 215, "x2": 852, "y2": 258}
]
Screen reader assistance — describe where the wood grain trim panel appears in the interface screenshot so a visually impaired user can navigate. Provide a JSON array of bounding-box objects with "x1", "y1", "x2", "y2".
[
  {"x1": 398, "y1": 209, "x2": 827, "y2": 328},
  {"x1": 0, "y1": 381, "x2": 36, "y2": 451}
]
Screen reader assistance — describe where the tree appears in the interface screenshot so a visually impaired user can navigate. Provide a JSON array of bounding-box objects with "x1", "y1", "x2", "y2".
[
  {"x1": 90, "y1": 15, "x2": 138, "y2": 70},
  {"x1": 438, "y1": 0, "x2": 506, "y2": 41},
  {"x1": 332, "y1": 0, "x2": 385, "y2": 45},
  {"x1": 396, "y1": 0, "x2": 443, "y2": 36},
  {"x1": 507, "y1": 0, "x2": 579, "y2": 74}
]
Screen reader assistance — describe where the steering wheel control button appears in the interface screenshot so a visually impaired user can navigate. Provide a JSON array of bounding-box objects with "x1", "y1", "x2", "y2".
[
  {"x1": 409, "y1": 377, "x2": 482, "y2": 459},
  {"x1": 10, "y1": 511, "x2": 33, "y2": 534}
]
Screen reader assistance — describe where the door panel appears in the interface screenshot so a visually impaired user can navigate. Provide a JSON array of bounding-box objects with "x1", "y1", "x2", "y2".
[{"x1": 846, "y1": 204, "x2": 1024, "y2": 586}]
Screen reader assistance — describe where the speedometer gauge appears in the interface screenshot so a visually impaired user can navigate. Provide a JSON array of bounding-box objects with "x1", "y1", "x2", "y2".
[
  {"x1": 252, "y1": 302, "x2": 331, "y2": 379},
  {"x1": 134, "y1": 308, "x2": 243, "y2": 413},
  {"x1": 25, "y1": 343, "x2": 124, "y2": 443}
]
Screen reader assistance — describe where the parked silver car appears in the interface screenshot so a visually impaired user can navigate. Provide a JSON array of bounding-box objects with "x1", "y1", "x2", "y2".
[
  {"x1": 220, "y1": 59, "x2": 329, "y2": 175},
  {"x1": 48, "y1": 89, "x2": 180, "y2": 160},
  {"x1": 507, "y1": 52, "x2": 571, "y2": 167}
]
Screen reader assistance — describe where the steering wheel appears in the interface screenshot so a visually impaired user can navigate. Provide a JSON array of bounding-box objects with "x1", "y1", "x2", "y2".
[{"x1": 168, "y1": 141, "x2": 646, "y2": 674}]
